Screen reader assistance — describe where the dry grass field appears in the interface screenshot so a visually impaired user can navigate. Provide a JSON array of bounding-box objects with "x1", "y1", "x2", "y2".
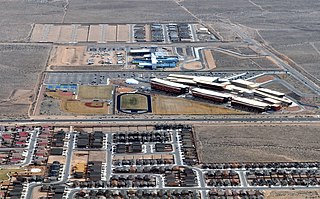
[
  {"x1": 264, "y1": 189, "x2": 320, "y2": 199},
  {"x1": 152, "y1": 95, "x2": 240, "y2": 115},
  {"x1": 0, "y1": 44, "x2": 50, "y2": 117},
  {"x1": 195, "y1": 124, "x2": 320, "y2": 163},
  {"x1": 212, "y1": 51, "x2": 279, "y2": 70},
  {"x1": 78, "y1": 85, "x2": 113, "y2": 99},
  {"x1": 120, "y1": 94, "x2": 148, "y2": 110},
  {"x1": 46, "y1": 91, "x2": 75, "y2": 100},
  {"x1": 61, "y1": 100, "x2": 109, "y2": 115}
]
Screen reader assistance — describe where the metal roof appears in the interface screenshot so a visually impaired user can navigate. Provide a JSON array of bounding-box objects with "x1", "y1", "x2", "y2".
[
  {"x1": 232, "y1": 96, "x2": 270, "y2": 108},
  {"x1": 192, "y1": 88, "x2": 230, "y2": 98},
  {"x1": 257, "y1": 88, "x2": 285, "y2": 97},
  {"x1": 151, "y1": 78, "x2": 189, "y2": 89}
]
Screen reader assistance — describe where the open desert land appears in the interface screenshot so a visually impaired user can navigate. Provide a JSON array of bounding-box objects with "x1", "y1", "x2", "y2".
[
  {"x1": 0, "y1": 44, "x2": 51, "y2": 117},
  {"x1": 78, "y1": 85, "x2": 113, "y2": 100},
  {"x1": 64, "y1": 0, "x2": 194, "y2": 23},
  {"x1": 195, "y1": 124, "x2": 320, "y2": 163},
  {"x1": 180, "y1": 0, "x2": 320, "y2": 83},
  {"x1": 120, "y1": 94, "x2": 148, "y2": 110},
  {"x1": 61, "y1": 100, "x2": 109, "y2": 115},
  {"x1": 75, "y1": 25, "x2": 89, "y2": 42},
  {"x1": 274, "y1": 44, "x2": 320, "y2": 82},
  {"x1": 0, "y1": 1, "x2": 63, "y2": 42},
  {"x1": 152, "y1": 95, "x2": 241, "y2": 115},
  {"x1": 264, "y1": 190, "x2": 320, "y2": 199},
  {"x1": 212, "y1": 51, "x2": 279, "y2": 70},
  {"x1": 106, "y1": 25, "x2": 117, "y2": 42}
]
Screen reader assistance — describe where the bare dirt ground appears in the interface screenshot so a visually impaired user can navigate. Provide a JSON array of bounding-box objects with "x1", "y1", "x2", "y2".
[
  {"x1": 254, "y1": 75, "x2": 275, "y2": 83},
  {"x1": 264, "y1": 189, "x2": 320, "y2": 199},
  {"x1": 48, "y1": 46, "x2": 86, "y2": 66},
  {"x1": 58, "y1": 25, "x2": 73, "y2": 42},
  {"x1": 203, "y1": 49, "x2": 216, "y2": 69},
  {"x1": 88, "y1": 25, "x2": 101, "y2": 42},
  {"x1": 195, "y1": 124, "x2": 320, "y2": 163},
  {"x1": 75, "y1": 25, "x2": 89, "y2": 42},
  {"x1": 117, "y1": 25, "x2": 129, "y2": 42},
  {"x1": 72, "y1": 151, "x2": 89, "y2": 167},
  {"x1": 30, "y1": 24, "x2": 45, "y2": 42},
  {"x1": 183, "y1": 61, "x2": 202, "y2": 70},
  {"x1": 47, "y1": 25, "x2": 61, "y2": 42},
  {"x1": 152, "y1": 95, "x2": 241, "y2": 115},
  {"x1": 89, "y1": 151, "x2": 106, "y2": 162},
  {"x1": 0, "y1": 44, "x2": 50, "y2": 117},
  {"x1": 106, "y1": 25, "x2": 117, "y2": 42}
]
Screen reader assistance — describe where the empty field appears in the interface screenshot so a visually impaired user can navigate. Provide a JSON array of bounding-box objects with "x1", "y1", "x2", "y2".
[
  {"x1": 152, "y1": 95, "x2": 240, "y2": 115},
  {"x1": 48, "y1": 45, "x2": 88, "y2": 67},
  {"x1": 88, "y1": 25, "x2": 102, "y2": 42},
  {"x1": 212, "y1": 51, "x2": 279, "y2": 70},
  {"x1": 196, "y1": 124, "x2": 320, "y2": 163},
  {"x1": 120, "y1": 94, "x2": 148, "y2": 110},
  {"x1": 78, "y1": 85, "x2": 113, "y2": 99},
  {"x1": 75, "y1": 25, "x2": 89, "y2": 42},
  {"x1": 106, "y1": 25, "x2": 117, "y2": 42},
  {"x1": 203, "y1": 49, "x2": 216, "y2": 69},
  {"x1": 265, "y1": 190, "x2": 320, "y2": 199},
  {"x1": 47, "y1": 25, "x2": 61, "y2": 42},
  {"x1": 61, "y1": 100, "x2": 109, "y2": 115},
  {"x1": 58, "y1": 25, "x2": 73, "y2": 42},
  {"x1": 0, "y1": 44, "x2": 50, "y2": 116},
  {"x1": 46, "y1": 91, "x2": 75, "y2": 100},
  {"x1": 117, "y1": 25, "x2": 129, "y2": 42},
  {"x1": 30, "y1": 24, "x2": 45, "y2": 42},
  {"x1": 183, "y1": 61, "x2": 202, "y2": 70}
]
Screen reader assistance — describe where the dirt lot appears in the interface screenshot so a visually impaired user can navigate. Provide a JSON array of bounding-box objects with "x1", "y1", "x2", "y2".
[
  {"x1": 152, "y1": 95, "x2": 240, "y2": 115},
  {"x1": 89, "y1": 151, "x2": 106, "y2": 162},
  {"x1": 0, "y1": 44, "x2": 50, "y2": 117},
  {"x1": 203, "y1": 49, "x2": 216, "y2": 69},
  {"x1": 72, "y1": 151, "x2": 89, "y2": 167},
  {"x1": 254, "y1": 75, "x2": 275, "y2": 83},
  {"x1": 61, "y1": 100, "x2": 109, "y2": 115},
  {"x1": 78, "y1": 85, "x2": 113, "y2": 100},
  {"x1": 183, "y1": 61, "x2": 203, "y2": 70},
  {"x1": 48, "y1": 46, "x2": 86, "y2": 66},
  {"x1": 264, "y1": 189, "x2": 320, "y2": 199},
  {"x1": 120, "y1": 94, "x2": 148, "y2": 110},
  {"x1": 195, "y1": 124, "x2": 320, "y2": 163}
]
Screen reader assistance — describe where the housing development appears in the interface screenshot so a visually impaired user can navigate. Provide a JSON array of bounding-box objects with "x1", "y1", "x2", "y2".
[{"x1": 0, "y1": 1, "x2": 320, "y2": 199}]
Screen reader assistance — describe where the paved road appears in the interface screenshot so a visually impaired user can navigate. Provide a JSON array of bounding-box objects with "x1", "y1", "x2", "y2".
[
  {"x1": 105, "y1": 133, "x2": 113, "y2": 181},
  {"x1": 2, "y1": 115, "x2": 320, "y2": 124},
  {"x1": 25, "y1": 132, "x2": 75, "y2": 199}
]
